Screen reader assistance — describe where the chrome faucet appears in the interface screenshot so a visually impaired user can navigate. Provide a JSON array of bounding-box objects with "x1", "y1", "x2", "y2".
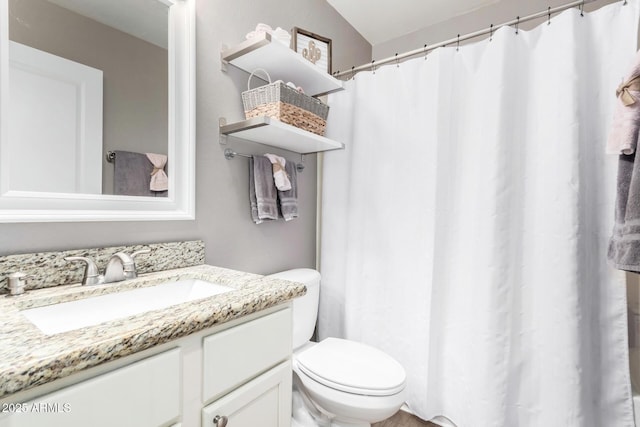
[
  {"x1": 65, "y1": 249, "x2": 150, "y2": 285},
  {"x1": 104, "y1": 252, "x2": 135, "y2": 283},
  {"x1": 103, "y1": 249, "x2": 151, "y2": 283}
]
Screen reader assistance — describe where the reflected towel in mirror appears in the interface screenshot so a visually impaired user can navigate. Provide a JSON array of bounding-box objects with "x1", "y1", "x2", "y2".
[
  {"x1": 146, "y1": 153, "x2": 169, "y2": 191},
  {"x1": 113, "y1": 150, "x2": 167, "y2": 197}
]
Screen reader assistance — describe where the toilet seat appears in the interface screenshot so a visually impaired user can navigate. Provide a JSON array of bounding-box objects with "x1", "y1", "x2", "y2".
[{"x1": 295, "y1": 337, "x2": 406, "y2": 397}]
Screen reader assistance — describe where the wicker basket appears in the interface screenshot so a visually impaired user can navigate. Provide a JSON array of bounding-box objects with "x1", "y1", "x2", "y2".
[{"x1": 241, "y1": 68, "x2": 329, "y2": 136}]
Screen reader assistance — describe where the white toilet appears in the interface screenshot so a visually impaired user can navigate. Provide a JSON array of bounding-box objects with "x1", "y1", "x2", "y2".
[{"x1": 270, "y1": 269, "x2": 407, "y2": 427}]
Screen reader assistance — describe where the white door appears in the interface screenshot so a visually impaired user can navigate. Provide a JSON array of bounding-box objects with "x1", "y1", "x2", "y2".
[{"x1": 6, "y1": 41, "x2": 103, "y2": 194}]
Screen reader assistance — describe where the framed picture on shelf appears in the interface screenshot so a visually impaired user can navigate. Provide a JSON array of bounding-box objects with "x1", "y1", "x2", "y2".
[{"x1": 291, "y1": 27, "x2": 332, "y2": 74}]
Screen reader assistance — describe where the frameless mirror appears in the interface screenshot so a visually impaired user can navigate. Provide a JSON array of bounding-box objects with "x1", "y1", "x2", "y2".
[{"x1": 0, "y1": 0, "x2": 195, "y2": 222}]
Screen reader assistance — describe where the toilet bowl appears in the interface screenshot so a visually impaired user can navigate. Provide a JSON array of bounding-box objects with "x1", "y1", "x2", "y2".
[
  {"x1": 294, "y1": 338, "x2": 406, "y2": 426},
  {"x1": 269, "y1": 269, "x2": 407, "y2": 427}
]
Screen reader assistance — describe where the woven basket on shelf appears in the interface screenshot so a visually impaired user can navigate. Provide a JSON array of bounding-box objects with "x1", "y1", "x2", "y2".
[{"x1": 241, "y1": 68, "x2": 329, "y2": 136}]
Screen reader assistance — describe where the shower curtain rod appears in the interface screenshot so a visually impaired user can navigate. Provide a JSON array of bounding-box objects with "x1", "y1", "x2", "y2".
[{"x1": 333, "y1": 0, "x2": 603, "y2": 78}]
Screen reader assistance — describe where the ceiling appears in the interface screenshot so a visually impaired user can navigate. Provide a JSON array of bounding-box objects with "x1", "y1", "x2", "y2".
[
  {"x1": 327, "y1": 0, "x2": 500, "y2": 46},
  {"x1": 46, "y1": 0, "x2": 170, "y2": 49}
]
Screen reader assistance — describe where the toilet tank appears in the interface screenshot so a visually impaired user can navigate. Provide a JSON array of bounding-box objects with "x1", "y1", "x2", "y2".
[{"x1": 269, "y1": 268, "x2": 320, "y2": 350}]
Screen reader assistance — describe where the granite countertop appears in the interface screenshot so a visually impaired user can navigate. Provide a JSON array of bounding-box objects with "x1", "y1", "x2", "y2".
[{"x1": 0, "y1": 264, "x2": 306, "y2": 398}]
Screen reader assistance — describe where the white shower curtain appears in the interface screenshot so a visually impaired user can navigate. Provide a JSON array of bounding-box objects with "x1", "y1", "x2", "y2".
[{"x1": 319, "y1": 2, "x2": 640, "y2": 426}]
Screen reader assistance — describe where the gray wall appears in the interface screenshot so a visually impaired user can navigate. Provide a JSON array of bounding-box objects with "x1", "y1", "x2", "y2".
[
  {"x1": 373, "y1": 0, "x2": 619, "y2": 59},
  {"x1": 0, "y1": 0, "x2": 371, "y2": 276},
  {"x1": 9, "y1": 0, "x2": 169, "y2": 195}
]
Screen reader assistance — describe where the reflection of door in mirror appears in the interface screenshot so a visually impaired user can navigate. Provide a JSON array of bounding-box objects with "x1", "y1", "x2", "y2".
[
  {"x1": 8, "y1": 0, "x2": 169, "y2": 196},
  {"x1": 9, "y1": 41, "x2": 103, "y2": 194}
]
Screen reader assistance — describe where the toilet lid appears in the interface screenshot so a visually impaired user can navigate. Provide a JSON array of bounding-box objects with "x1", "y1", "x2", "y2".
[{"x1": 295, "y1": 338, "x2": 406, "y2": 396}]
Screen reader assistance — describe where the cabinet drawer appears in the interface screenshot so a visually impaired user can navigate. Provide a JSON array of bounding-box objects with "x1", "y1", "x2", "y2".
[
  {"x1": 0, "y1": 348, "x2": 181, "y2": 427},
  {"x1": 203, "y1": 308, "x2": 292, "y2": 402},
  {"x1": 202, "y1": 360, "x2": 292, "y2": 427}
]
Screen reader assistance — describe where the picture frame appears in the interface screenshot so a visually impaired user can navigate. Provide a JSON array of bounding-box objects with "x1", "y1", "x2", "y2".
[{"x1": 291, "y1": 27, "x2": 332, "y2": 74}]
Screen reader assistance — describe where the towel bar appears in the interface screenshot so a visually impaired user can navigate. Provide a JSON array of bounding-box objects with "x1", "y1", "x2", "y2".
[{"x1": 224, "y1": 148, "x2": 305, "y2": 172}]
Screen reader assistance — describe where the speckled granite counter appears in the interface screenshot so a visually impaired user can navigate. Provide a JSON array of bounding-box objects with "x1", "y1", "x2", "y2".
[{"x1": 0, "y1": 264, "x2": 305, "y2": 398}]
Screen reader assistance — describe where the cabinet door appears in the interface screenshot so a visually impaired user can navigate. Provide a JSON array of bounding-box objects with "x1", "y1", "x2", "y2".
[
  {"x1": 0, "y1": 348, "x2": 181, "y2": 427},
  {"x1": 202, "y1": 360, "x2": 292, "y2": 427},
  {"x1": 203, "y1": 308, "x2": 292, "y2": 402}
]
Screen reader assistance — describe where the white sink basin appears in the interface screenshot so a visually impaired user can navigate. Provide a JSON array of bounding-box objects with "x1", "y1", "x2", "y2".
[{"x1": 21, "y1": 278, "x2": 233, "y2": 335}]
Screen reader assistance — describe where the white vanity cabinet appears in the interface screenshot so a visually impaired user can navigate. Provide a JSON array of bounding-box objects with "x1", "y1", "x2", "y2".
[{"x1": 0, "y1": 306, "x2": 293, "y2": 427}]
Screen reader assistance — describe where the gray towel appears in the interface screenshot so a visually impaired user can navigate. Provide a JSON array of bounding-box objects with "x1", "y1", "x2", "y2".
[
  {"x1": 113, "y1": 150, "x2": 167, "y2": 197},
  {"x1": 251, "y1": 155, "x2": 279, "y2": 222},
  {"x1": 608, "y1": 152, "x2": 640, "y2": 271},
  {"x1": 278, "y1": 161, "x2": 298, "y2": 221},
  {"x1": 248, "y1": 157, "x2": 261, "y2": 224}
]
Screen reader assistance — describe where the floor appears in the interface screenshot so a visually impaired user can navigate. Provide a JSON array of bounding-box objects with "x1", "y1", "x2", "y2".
[{"x1": 373, "y1": 411, "x2": 438, "y2": 427}]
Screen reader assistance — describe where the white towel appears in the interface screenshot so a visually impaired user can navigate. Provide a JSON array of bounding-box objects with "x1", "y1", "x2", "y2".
[
  {"x1": 145, "y1": 153, "x2": 168, "y2": 191},
  {"x1": 607, "y1": 50, "x2": 640, "y2": 155},
  {"x1": 264, "y1": 153, "x2": 292, "y2": 191}
]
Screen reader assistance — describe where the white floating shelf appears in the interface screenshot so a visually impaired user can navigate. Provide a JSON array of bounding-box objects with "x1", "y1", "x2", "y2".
[
  {"x1": 220, "y1": 117, "x2": 344, "y2": 154},
  {"x1": 221, "y1": 33, "x2": 344, "y2": 97}
]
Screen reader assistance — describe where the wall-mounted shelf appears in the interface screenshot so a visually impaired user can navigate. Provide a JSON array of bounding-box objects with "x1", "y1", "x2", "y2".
[
  {"x1": 221, "y1": 33, "x2": 344, "y2": 97},
  {"x1": 219, "y1": 117, "x2": 344, "y2": 154}
]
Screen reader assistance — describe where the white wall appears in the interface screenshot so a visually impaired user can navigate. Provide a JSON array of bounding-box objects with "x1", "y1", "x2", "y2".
[{"x1": 0, "y1": 0, "x2": 372, "y2": 275}]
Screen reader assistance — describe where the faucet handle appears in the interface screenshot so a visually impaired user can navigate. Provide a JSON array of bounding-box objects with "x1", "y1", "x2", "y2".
[
  {"x1": 130, "y1": 249, "x2": 151, "y2": 275},
  {"x1": 131, "y1": 249, "x2": 151, "y2": 261},
  {"x1": 64, "y1": 256, "x2": 103, "y2": 286}
]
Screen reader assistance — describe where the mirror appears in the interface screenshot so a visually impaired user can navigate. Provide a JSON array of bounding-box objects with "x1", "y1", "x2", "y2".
[
  {"x1": 8, "y1": 0, "x2": 169, "y2": 197},
  {"x1": 0, "y1": 0, "x2": 195, "y2": 222}
]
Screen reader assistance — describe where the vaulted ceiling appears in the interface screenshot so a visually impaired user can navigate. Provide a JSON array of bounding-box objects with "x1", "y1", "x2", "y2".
[{"x1": 326, "y1": 0, "x2": 500, "y2": 46}]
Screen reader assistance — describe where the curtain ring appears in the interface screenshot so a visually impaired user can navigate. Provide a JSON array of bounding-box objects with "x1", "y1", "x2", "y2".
[
  {"x1": 351, "y1": 65, "x2": 355, "y2": 80},
  {"x1": 489, "y1": 24, "x2": 494, "y2": 41},
  {"x1": 456, "y1": 34, "x2": 460, "y2": 51},
  {"x1": 580, "y1": 1, "x2": 584, "y2": 16},
  {"x1": 515, "y1": 16, "x2": 519, "y2": 34},
  {"x1": 548, "y1": 6, "x2": 551, "y2": 25},
  {"x1": 424, "y1": 44, "x2": 428, "y2": 60},
  {"x1": 371, "y1": 59, "x2": 376, "y2": 74},
  {"x1": 395, "y1": 53, "x2": 399, "y2": 68}
]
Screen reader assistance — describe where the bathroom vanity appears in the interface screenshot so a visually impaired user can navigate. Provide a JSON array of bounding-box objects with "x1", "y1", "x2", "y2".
[{"x1": 0, "y1": 264, "x2": 305, "y2": 427}]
